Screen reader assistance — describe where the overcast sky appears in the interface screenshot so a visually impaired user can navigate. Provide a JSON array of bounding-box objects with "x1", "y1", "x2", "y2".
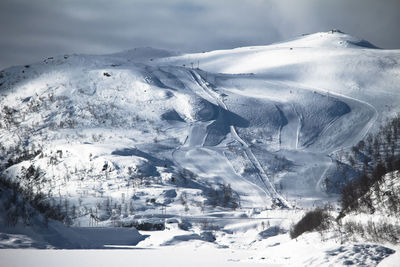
[{"x1": 1, "y1": 0, "x2": 399, "y2": 70}]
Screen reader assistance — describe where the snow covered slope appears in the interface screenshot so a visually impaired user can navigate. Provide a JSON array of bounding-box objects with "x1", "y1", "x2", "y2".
[
  {"x1": 0, "y1": 30, "x2": 399, "y2": 231},
  {"x1": 1, "y1": 30, "x2": 400, "y2": 266}
]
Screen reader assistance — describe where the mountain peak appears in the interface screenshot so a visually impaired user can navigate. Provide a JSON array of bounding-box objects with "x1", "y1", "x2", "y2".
[{"x1": 291, "y1": 30, "x2": 379, "y2": 49}]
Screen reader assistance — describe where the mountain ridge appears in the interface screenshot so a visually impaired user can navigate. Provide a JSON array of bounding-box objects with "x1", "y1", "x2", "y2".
[{"x1": 0, "y1": 32, "x2": 399, "y2": 261}]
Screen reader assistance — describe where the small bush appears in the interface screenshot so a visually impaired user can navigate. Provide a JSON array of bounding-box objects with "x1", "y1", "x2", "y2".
[
  {"x1": 122, "y1": 221, "x2": 165, "y2": 231},
  {"x1": 290, "y1": 208, "x2": 330, "y2": 239}
]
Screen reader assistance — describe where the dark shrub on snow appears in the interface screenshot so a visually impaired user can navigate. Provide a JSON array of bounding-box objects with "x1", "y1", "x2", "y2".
[{"x1": 290, "y1": 208, "x2": 330, "y2": 239}]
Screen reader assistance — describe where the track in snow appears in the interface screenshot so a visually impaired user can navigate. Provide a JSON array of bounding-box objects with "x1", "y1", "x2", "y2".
[
  {"x1": 169, "y1": 70, "x2": 272, "y2": 208},
  {"x1": 189, "y1": 70, "x2": 291, "y2": 208},
  {"x1": 282, "y1": 81, "x2": 379, "y2": 195}
]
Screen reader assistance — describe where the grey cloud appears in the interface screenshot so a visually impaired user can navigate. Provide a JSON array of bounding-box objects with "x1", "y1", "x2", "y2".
[{"x1": 1, "y1": 0, "x2": 399, "y2": 70}]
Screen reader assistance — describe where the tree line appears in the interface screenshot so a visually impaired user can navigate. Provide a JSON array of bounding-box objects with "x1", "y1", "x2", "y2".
[{"x1": 339, "y1": 113, "x2": 400, "y2": 217}]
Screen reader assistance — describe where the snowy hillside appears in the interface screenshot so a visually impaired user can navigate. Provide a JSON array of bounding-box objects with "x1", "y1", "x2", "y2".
[
  {"x1": 1, "y1": 31, "x2": 400, "y2": 265},
  {"x1": 340, "y1": 170, "x2": 400, "y2": 238}
]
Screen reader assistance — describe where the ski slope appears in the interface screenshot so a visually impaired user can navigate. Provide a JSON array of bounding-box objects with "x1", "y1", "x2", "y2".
[
  {"x1": 0, "y1": 30, "x2": 398, "y2": 211},
  {"x1": 0, "y1": 31, "x2": 400, "y2": 263},
  {"x1": 0, "y1": 31, "x2": 399, "y2": 212}
]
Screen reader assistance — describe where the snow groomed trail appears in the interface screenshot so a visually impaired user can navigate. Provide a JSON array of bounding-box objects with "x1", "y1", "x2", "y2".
[
  {"x1": 160, "y1": 68, "x2": 271, "y2": 208},
  {"x1": 189, "y1": 70, "x2": 291, "y2": 208},
  {"x1": 277, "y1": 81, "x2": 378, "y2": 197},
  {"x1": 313, "y1": 87, "x2": 378, "y2": 195}
]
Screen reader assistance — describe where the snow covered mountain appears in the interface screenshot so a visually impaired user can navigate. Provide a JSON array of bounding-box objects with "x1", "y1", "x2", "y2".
[{"x1": 1, "y1": 31, "x2": 400, "y2": 265}]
